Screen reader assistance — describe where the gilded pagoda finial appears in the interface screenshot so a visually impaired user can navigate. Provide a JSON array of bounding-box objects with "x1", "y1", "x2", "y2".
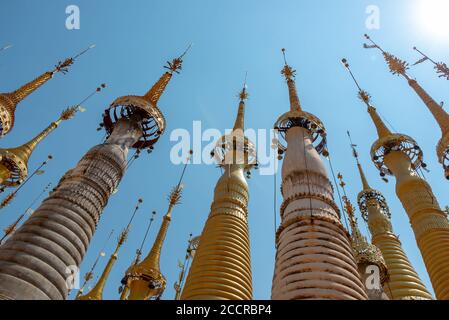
[
  {"x1": 0, "y1": 45, "x2": 94, "y2": 137},
  {"x1": 364, "y1": 34, "x2": 409, "y2": 76},
  {"x1": 363, "y1": 36, "x2": 449, "y2": 179},
  {"x1": 413, "y1": 47, "x2": 449, "y2": 81},
  {"x1": 119, "y1": 210, "x2": 157, "y2": 300},
  {"x1": 77, "y1": 199, "x2": 143, "y2": 300},
  {"x1": 281, "y1": 48, "x2": 301, "y2": 111},
  {"x1": 103, "y1": 46, "x2": 189, "y2": 150},
  {"x1": 342, "y1": 57, "x2": 426, "y2": 180},
  {"x1": 233, "y1": 73, "x2": 249, "y2": 132},
  {"x1": 341, "y1": 58, "x2": 392, "y2": 139},
  {"x1": 338, "y1": 173, "x2": 389, "y2": 288},
  {"x1": 0, "y1": 84, "x2": 105, "y2": 189},
  {"x1": 123, "y1": 154, "x2": 192, "y2": 300},
  {"x1": 347, "y1": 131, "x2": 371, "y2": 190}
]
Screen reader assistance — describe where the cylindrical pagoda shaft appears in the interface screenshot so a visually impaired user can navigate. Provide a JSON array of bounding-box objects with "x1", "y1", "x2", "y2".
[
  {"x1": 0, "y1": 118, "x2": 142, "y2": 300},
  {"x1": 384, "y1": 151, "x2": 449, "y2": 299},
  {"x1": 181, "y1": 164, "x2": 252, "y2": 300},
  {"x1": 366, "y1": 203, "x2": 433, "y2": 300},
  {"x1": 272, "y1": 127, "x2": 367, "y2": 300}
]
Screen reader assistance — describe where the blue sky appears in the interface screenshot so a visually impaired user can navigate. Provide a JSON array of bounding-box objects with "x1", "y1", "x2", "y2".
[{"x1": 1, "y1": 0, "x2": 448, "y2": 299}]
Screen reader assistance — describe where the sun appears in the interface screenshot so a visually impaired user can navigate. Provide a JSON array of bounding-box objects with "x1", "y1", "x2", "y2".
[{"x1": 416, "y1": 0, "x2": 449, "y2": 39}]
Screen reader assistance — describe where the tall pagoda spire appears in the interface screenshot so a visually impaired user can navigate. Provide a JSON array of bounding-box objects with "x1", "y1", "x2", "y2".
[
  {"x1": 0, "y1": 45, "x2": 94, "y2": 137},
  {"x1": 338, "y1": 173, "x2": 389, "y2": 300},
  {"x1": 343, "y1": 58, "x2": 449, "y2": 300},
  {"x1": 77, "y1": 199, "x2": 143, "y2": 300},
  {"x1": 118, "y1": 210, "x2": 157, "y2": 300},
  {"x1": 364, "y1": 35, "x2": 449, "y2": 179},
  {"x1": 0, "y1": 84, "x2": 104, "y2": 191},
  {"x1": 347, "y1": 134, "x2": 433, "y2": 300},
  {"x1": 270, "y1": 49, "x2": 367, "y2": 300},
  {"x1": 123, "y1": 152, "x2": 191, "y2": 301},
  {"x1": 0, "y1": 50, "x2": 186, "y2": 300},
  {"x1": 181, "y1": 79, "x2": 257, "y2": 300}
]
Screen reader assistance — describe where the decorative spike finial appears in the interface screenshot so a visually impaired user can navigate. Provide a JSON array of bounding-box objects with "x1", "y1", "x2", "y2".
[
  {"x1": 413, "y1": 46, "x2": 449, "y2": 81},
  {"x1": 341, "y1": 58, "x2": 392, "y2": 139},
  {"x1": 52, "y1": 44, "x2": 96, "y2": 75},
  {"x1": 281, "y1": 48, "x2": 296, "y2": 81},
  {"x1": 280, "y1": 49, "x2": 301, "y2": 111},
  {"x1": 363, "y1": 34, "x2": 409, "y2": 76},
  {"x1": 143, "y1": 45, "x2": 190, "y2": 107},
  {"x1": 0, "y1": 84, "x2": 104, "y2": 189},
  {"x1": 337, "y1": 173, "x2": 362, "y2": 240},
  {"x1": 238, "y1": 72, "x2": 249, "y2": 102},
  {"x1": 347, "y1": 131, "x2": 371, "y2": 190}
]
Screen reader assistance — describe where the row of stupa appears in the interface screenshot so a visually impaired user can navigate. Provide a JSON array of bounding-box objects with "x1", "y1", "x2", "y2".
[{"x1": 0, "y1": 34, "x2": 448, "y2": 300}]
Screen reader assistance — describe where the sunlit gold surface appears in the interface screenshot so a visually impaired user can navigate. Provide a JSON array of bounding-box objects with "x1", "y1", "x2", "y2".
[
  {"x1": 181, "y1": 87, "x2": 253, "y2": 300},
  {"x1": 0, "y1": 107, "x2": 78, "y2": 187}
]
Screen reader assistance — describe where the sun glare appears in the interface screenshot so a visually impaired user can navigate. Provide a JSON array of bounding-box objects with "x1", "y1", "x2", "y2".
[{"x1": 416, "y1": 0, "x2": 449, "y2": 39}]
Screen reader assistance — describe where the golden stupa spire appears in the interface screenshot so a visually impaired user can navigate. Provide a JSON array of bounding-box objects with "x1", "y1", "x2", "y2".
[
  {"x1": 0, "y1": 84, "x2": 105, "y2": 190},
  {"x1": 123, "y1": 152, "x2": 192, "y2": 300},
  {"x1": 281, "y1": 48, "x2": 301, "y2": 111},
  {"x1": 364, "y1": 35, "x2": 449, "y2": 179},
  {"x1": 76, "y1": 229, "x2": 114, "y2": 299},
  {"x1": 119, "y1": 210, "x2": 157, "y2": 300},
  {"x1": 364, "y1": 35, "x2": 449, "y2": 133},
  {"x1": 342, "y1": 58, "x2": 392, "y2": 139},
  {"x1": 0, "y1": 45, "x2": 94, "y2": 136},
  {"x1": 77, "y1": 199, "x2": 143, "y2": 300},
  {"x1": 103, "y1": 46, "x2": 190, "y2": 150},
  {"x1": 233, "y1": 73, "x2": 248, "y2": 131},
  {"x1": 338, "y1": 173, "x2": 389, "y2": 299}
]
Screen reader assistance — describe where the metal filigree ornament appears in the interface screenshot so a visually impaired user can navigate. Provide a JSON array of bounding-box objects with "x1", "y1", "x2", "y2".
[
  {"x1": 357, "y1": 188, "x2": 391, "y2": 222},
  {"x1": 273, "y1": 110, "x2": 328, "y2": 156},
  {"x1": 370, "y1": 134, "x2": 425, "y2": 177},
  {"x1": 437, "y1": 133, "x2": 449, "y2": 179},
  {"x1": 103, "y1": 95, "x2": 166, "y2": 150},
  {"x1": 213, "y1": 132, "x2": 257, "y2": 172}
]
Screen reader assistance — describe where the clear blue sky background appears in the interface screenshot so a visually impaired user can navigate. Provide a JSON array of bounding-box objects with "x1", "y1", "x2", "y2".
[{"x1": 0, "y1": 0, "x2": 448, "y2": 300}]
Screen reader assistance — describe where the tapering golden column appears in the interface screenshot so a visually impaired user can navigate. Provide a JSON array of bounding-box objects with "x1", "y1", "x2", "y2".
[
  {"x1": 0, "y1": 50, "x2": 186, "y2": 300},
  {"x1": 181, "y1": 83, "x2": 257, "y2": 300},
  {"x1": 0, "y1": 46, "x2": 93, "y2": 137},
  {"x1": 337, "y1": 173, "x2": 389, "y2": 300},
  {"x1": 77, "y1": 199, "x2": 142, "y2": 300},
  {"x1": 118, "y1": 211, "x2": 156, "y2": 300},
  {"x1": 271, "y1": 50, "x2": 367, "y2": 300},
  {"x1": 364, "y1": 35, "x2": 449, "y2": 179},
  {"x1": 123, "y1": 185, "x2": 184, "y2": 300},
  {"x1": 0, "y1": 105, "x2": 83, "y2": 188},
  {"x1": 346, "y1": 138, "x2": 433, "y2": 300},
  {"x1": 343, "y1": 58, "x2": 449, "y2": 300}
]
